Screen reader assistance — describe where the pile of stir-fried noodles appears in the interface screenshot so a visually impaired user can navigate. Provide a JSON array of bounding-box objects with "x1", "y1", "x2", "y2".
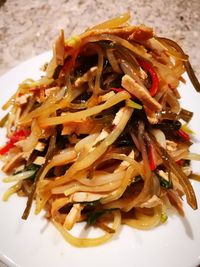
[{"x1": 1, "y1": 13, "x2": 200, "y2": 247}]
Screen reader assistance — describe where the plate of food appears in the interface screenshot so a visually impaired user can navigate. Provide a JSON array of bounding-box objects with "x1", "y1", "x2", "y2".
[{"x1": 0, "y1": 13, "x2": 200, "y2": 267}]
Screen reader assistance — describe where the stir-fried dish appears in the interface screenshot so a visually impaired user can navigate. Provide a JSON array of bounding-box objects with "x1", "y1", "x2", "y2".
[{"x1": 1, "y1": 13, "x2": 200, "y2": 247}]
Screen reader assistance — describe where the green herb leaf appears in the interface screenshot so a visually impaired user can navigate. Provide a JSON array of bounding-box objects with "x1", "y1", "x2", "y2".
[
  {"x1": 14, "y1": 164, "x2": 39, "y2": 179},
  {"x1": 87, "y1": 208, "x2": 118, "y2": 225},
  {"x1": 126, "y1": 99, "x2": 143, "y2": 110},
  {"x1": 87, "y1": 210, "x2": 106, "y2": 225},
  {"x1": 156, "y1": 173, "x2": 173, "y2": 189}
]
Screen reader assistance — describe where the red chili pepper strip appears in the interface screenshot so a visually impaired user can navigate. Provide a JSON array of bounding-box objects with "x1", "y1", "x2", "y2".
[
  {"x1": 176, "y1": 159, "x2": 184, "y2": 166},
  {"x1": 177, "y1": 129, "x2": 190, "y2": 141},
  {"x1": 149, "y1": 144, "x2": 156, "y2": 171},
  {"x1": 0, "y1": 130, "x2": 30, "y2": 155},
  {"x1": 111, "y1": 87, "x2": 124, "y2": 93},
  {"x1": 137, "y1": 59, "x2": 159, "y2": 96},
  {"x1": 0, "y1": 141, "x2": 14, "y2": 155},
  {"x1": 10, "y1": 130, "x2": 30, "y2": 143}
]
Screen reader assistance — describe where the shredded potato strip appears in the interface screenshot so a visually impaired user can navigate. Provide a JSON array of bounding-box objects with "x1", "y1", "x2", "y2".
[
  {"x1": 52, "y1": 180, "x2": 122, "y2": 195},
  {"x1": 42, "y1": 106, "x2": 133, "y2": 191},
  {"x1": 36, "y1": 148, "x2": 77, "y2": 182},
  {"x1": 101, "y1": 161, "x2": 141, "y2": 204},
  {"x1": 19, "y1": 86, "x2": 85, "y2": 126},
  {"x1": 38, "y1": 91, "x2": 131, "y2": 127},
  {"x1": 53, "y1": 210, "x2": 121, "y2": 247}
]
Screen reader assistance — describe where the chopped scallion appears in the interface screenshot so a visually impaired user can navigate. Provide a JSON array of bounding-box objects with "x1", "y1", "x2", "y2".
[{"x1": 126, "y1": 99, "x2": 142, "y2": 109}]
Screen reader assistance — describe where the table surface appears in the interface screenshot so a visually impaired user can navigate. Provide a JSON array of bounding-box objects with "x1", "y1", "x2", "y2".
[{"x1": 0, "y1": 0, "x2": 200, "y2": 78}]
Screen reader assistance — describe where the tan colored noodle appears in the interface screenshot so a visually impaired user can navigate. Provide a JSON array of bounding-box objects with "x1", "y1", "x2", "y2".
[{"x1": 53, "y1": 210, "x2": 121, "y2": 247}]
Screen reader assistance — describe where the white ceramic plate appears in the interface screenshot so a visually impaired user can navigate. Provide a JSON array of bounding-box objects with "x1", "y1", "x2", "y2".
[{"x1": 0, "y1": 53, "x2": 200, "y2": 267}]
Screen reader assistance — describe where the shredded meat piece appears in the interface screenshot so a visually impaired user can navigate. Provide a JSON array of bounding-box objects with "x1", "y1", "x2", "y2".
[
  {"x1": 182, "y1": 166, "x2": 192, "y2": 177},
  {"x1": 144, "y1": 106, "x2": 159, "y2": 124},
  {"x1": 2, "y1": 152, "x2": 24, "y2": 173},
  {"x1": 166, "y1": 140, "x2": 177, "y2": 151},
  {"x1": 16, "y1": 94, "x2": 31, "y2": 105},
  {"x1": 122, "y1": 74, "x2": 162, "y2": 112},
  {"x1": 70, "y1": 192, "x2": 106, "y2": 202},
  {"x1": 144, "y1": 38, "x2": 167, "y2": 54},
  {"x1": 35, "y1": 142, "x2": 46, "y2": 152},
  {"x1": 139, "y1": 195, "x2": 162, "y2": 208},
  {"x1": 33, "y1": 156, "x2": 45, "y2": 166},
  {"x1": 82, "y1": 25, "x2": 153, "y2": 41}
]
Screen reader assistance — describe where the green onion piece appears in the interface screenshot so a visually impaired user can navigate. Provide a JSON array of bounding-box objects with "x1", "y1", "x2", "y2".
[
  {"x1": 3, "y1": 170, "x2": 36, "y2": 183},
  {"x1": 160, "y1": 213, "x2": 168, "y2": 223},
  {"x1": 126, "y1": 99, "x2": 142, "y2": 109},
  {"x1": 156, "y1": 173, "x2": 173, "y2": 189},
  {"x1": 14, "y1": 163, "x2": 39, "y2": 175},
  {"x1": 87, "y1": 208, "x2": 118, "y2": 225}
]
